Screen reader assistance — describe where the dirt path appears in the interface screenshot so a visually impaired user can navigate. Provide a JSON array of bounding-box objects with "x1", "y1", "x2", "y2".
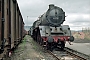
[
  {"x1": 10, "y1": 35, "x2": 55, "y2": 60},
  {"x1": 10, "y1": 35, "x2": 43, "y2": 60}
]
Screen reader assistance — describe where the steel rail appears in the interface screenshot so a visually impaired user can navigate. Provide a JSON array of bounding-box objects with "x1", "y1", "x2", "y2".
[
  {"x1": 64, "y1": 47, "x2": 90, "y2": 60},
  {"x1": 47, "y1": 50, "x2": 61, "y2": 60}
]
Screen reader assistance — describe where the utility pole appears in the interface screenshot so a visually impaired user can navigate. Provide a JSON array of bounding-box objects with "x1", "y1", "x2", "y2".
[{"x1": 27, "y1": 16, "x2": 28, "y2": 26}]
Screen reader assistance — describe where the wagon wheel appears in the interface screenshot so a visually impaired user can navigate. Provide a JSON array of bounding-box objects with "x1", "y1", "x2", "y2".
[{"x1": 40, "y1": 38, "x2": 43, "y2": 45}]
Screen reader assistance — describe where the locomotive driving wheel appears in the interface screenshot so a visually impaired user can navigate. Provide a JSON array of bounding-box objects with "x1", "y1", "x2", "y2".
[
  {"x1": 60, "y1": 41, "x2": 65, "y2": 50},
  {"x1": 47, "y1": 42, "x2": 53, "y2": 51}
]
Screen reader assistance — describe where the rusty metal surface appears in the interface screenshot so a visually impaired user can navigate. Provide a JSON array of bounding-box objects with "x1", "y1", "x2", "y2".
[
  {"x1": 0, "y1": 0, "x2": 24, "y2": 59},
  {"x1": 0, "y1": 0, "x2": 2, "y2": 46}
]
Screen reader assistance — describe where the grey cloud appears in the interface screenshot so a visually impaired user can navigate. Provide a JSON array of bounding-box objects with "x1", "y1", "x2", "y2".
[
  {"x1": 66, "y1": 18, "x2": 90, "y2": 28},
  {"x1": 17, "y1": 0, "x2": 90, "y2": 30},
  {"x1": 18, "y1": 0, "x2": 90, "y2": 17},
  {"x1": 43, "y1": 0, "x2": 90, "y2": 14},
  {"x1": 69, "y1": 18, "x2": 90, "y2": 23}
]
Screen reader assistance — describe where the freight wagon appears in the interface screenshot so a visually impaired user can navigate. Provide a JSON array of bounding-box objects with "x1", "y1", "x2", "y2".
[{"x1": 0, "y1": 0, "x2": 25, "y2": 59}]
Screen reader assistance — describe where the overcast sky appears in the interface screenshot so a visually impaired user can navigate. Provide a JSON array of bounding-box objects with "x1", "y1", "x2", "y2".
[{"x1": 17, "y1": 0, "x2": 90, "y2": 31}]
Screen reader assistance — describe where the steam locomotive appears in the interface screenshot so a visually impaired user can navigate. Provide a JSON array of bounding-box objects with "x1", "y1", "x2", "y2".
[{"x1": 29, "y1": 4, "x2": 74, "y2": 51}]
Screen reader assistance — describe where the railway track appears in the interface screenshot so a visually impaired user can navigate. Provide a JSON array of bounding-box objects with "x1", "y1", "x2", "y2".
[
  {"x1": 47, "y1": 50, "x2": 60, "y2": 60},
  {"x1": 32, "y1": 38, "x2": 90, "y2": 60},
  {"x1": 46, "y1": 47, "x2": 90, "y2": 60},
  {"x1": 64, "y1": 47, "x2": 90, "y2": 60},
  {"x1": 47, "y1": 49, "x2": 74, "y2": 60}
]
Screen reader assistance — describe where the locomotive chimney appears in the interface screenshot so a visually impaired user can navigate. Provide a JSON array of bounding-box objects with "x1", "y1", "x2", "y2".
[{"x1": 49, "y1": 4, "x2": 54, "y2": 9}]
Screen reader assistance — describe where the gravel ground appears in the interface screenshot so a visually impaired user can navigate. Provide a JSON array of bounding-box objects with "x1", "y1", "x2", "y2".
[
  {"x1": 73, "y1": 39, "x2": 90, "y2": 43},
  {"x1": 10, "y1": 35, "x2": 56, "y2": 60}
]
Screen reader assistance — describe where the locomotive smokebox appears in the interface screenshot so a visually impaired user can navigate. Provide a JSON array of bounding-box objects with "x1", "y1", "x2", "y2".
[{"x1": 39, "y1": 4, "x2": 65, "y2": 27}]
